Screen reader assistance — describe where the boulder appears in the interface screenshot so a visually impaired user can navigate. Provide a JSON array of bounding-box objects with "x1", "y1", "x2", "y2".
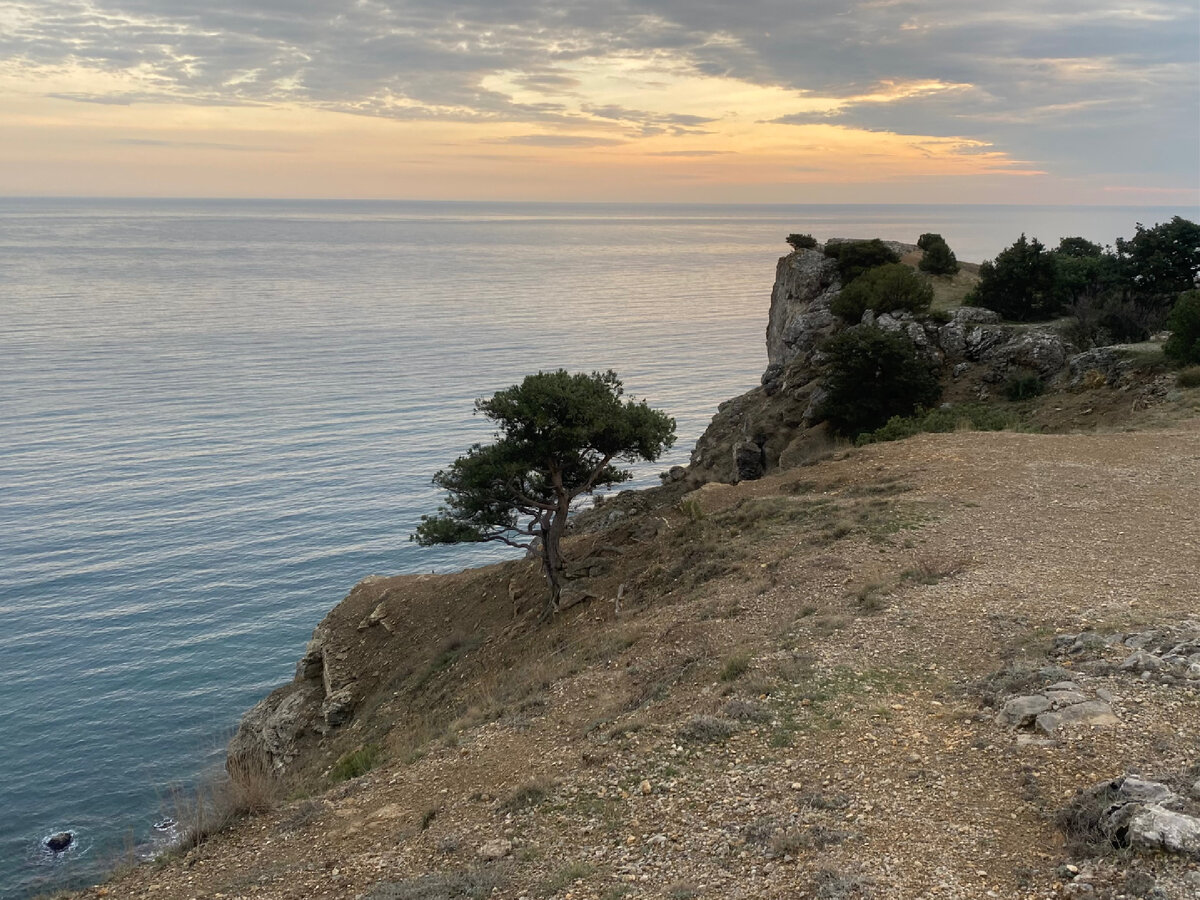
[
  {"x1": 477, "y1": 838, "x2": 513, "y2": 861},
  {"x1": 765, "y1": 250, "x2": 841, "y2": 369},
  {"x1": 1117, "y1": 804, "x2": 1200, "y2": 859},
  {"x1": 321, "y1": 685, "x2": 357, "y2": 728},
  {"x1": 733, "y1": 440, "x2": 766, "y2": 482},
  {"x1": 996, "y1": 695, "x2": 1051, "y2": 727},
  {"x1": 45, "y1": 832, "x2": 72, "y2": 853},
  {"x1": 1035, "y1": 699, "x2": 1118, "y2": 734}
]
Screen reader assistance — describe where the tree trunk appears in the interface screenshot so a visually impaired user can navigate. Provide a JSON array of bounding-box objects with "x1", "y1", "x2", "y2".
[{"x1": 539, "y1": 502, "x2": 570, "y2": 620}]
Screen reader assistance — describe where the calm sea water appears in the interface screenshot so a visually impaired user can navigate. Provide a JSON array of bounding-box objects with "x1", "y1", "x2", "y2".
[{"x1": 0, "y1": 199, "x2": 1193, "y2": 898}]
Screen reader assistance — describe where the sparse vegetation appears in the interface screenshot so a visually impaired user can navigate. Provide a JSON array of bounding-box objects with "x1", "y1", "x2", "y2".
[
  {"x1": 719, "y1": 650, "x2": 752, "y2": 681},
  {"x1": 331, "y1": 743, "x2": 382, "y2": 782},
  {"x1": 676, "y1": 715, "x2": 738, "y2": 744},
  {"x1": 786, "y1": 232, "x2": 818, "y2": 251},
  {"x1": 360, "y1": 868, "x2": 507, "y2": 900},
  {"x1": 856, "y1": 403, "x2": 1019, "y2": 445},
  {"x1": 1177, "y1": 365, "x2": 1200, "y2": 388}
]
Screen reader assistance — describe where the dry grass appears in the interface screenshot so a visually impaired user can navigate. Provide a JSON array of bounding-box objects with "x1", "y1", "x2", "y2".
[{"x1": 167, "y1": 758, "x2": 282, "y2": 850}]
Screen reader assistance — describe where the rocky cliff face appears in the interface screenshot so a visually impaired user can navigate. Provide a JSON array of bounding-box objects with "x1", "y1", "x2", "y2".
[{"x1": 690, "y1": 241, "x2": 1115, "y2": 484}]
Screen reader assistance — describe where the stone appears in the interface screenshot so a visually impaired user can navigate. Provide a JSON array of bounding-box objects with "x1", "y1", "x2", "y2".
[
  {"x1": 295, "y1": 639, "x2": 324, "y2": 681},
  {"x1": 995, "y1": 694, "x2": 1051, "y2": 727},
  {"x1": 321, "y1": 686, "x2": 356, "y2": 728},
  {"x1": 227, "y1": 682, "x2": 322, "y2": 775},
  {"x1": 1124, "y1": 804, "x2": 1200, "y2": 858},
  {"x1": 667, "y1": 465, "x2": 687, "y2": 483},
  {"x1": 357, "y1": 602, "x2": 391, "y2": 632},
  {"x1": 1192, "y1": 780, "x2": 1200, "y2": 801},
  {"x1": 765, "y1": 249, "x2": 841, "y2": 369},
  {"x1": 1046, "y1": 681, "x2": 1080, "y2": 692},
  {"x1": 1120, "y1": 650, "x2": 1162, "y2": 671},
  {"x1": 478, "y1": 838, "x2": 512, "y2": 861},
  {"x1": 1186, "y1": 663, "x2": 1200, "y2": 681},
  {"x1": 733, "y1": 440, "x2": 765, "y2": 482},
  {"x1": 45, "y1": 832, "x2": 72, "y2": 852},
  {"x1": 1044, "y1": 690, "x2": 1088, "y2": 707},
  {"x1": 1034, "y1": 699, "x2": 1118, "y2": 734},
  {"x1": 1116, "y1": 777, "x2": 1179, "y2": 805}
]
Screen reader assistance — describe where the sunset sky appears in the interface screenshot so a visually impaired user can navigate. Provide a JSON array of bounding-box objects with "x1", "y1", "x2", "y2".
[{"x1": 2, "y1": 0, "x2": 1198, "y2": 203}]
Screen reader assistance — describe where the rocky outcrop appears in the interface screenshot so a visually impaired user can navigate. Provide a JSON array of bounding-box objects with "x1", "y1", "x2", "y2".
[
  {"x1": 226, "y1": 577, "x2": 393, "y2": 778},
  {"x1": 689, "y1": 242, "x2": 1093, "y2": 484},
  {"x1": 1063, "y1": 775, "x2": 1200, "y2": 860}
]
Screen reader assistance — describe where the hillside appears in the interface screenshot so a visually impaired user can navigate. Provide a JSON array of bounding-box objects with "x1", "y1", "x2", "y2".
[{"x1": 67, "y1": 410, "x2": 1200, "y2": 899}]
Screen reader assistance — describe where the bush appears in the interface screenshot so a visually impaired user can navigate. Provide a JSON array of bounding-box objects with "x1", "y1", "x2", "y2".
[
  {"x1": 1178, "y1": 366, "x2": 1200, "y2": 388},
  {"x1": 1063, "y1": 295, "x2": 1162, "y2": 348},
  {"x1": 1116, "y1": 217, "x2": 1200, "y2": 305},
  {"x1": 1003, "y1": 372, "x2": 1044, "y2": 401},
  {"x1": 917, "y1": 233, "x2": 943, "y2": 251},
  {"x1": 331, "y1": 744, "x2": 382, "y2": 781},
  {"x1": 787, "y1": 233, "x2": 818, "y2": 251},
  {"x1": 830, "y1": 263, "x2": 934, "y2": 323},
  {"x1": 824, "y1": 239, "x2": 901, "y2": 285},
  {"x1": 815, "y1": 326, "x2": 942, "y2": 437},
  {"x1": 918, "y1": 238, "x2": 959, "y2": 276},
  {"x1": 856, "y1": 404, "x2": 1017, "y2": 445},
  {"x1": 969, "y1": 234, "x2": 1062, "y2": 321},
  {"x1": 1164, "y1": 290, "x2": 1200, "y2": 364}
]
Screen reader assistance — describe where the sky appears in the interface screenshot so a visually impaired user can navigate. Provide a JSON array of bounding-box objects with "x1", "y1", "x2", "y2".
[{"x1": 1, "y1": 0, "x2": 1198, "y2": 203}]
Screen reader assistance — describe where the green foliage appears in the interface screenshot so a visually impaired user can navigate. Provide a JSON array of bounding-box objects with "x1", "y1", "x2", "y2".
[
  {"x1": 786, "y1": 232, "x2": 818, "y2": 250},
  {"x1": 824, "y1": 239, "x2": 901, "y2": 285},
  {"x1": 815, "y1": 326, "x2": 942, "y2": 437},
  {"x1": 413, "y1": 370, "x2": 675, "y2": 615},
  {"x1": 1057, "y1": 236, "x2": 1104, "y2": 258},
  {"x1": 1116, "y1": 217, "x2": 1200, "y2": 305},
  {"x1": 916, "y1": 233, "x2": 943, "y2": 251},
  {"x1": 969, "y1": 234, "x2": 1061, "y2": 321},
  {"x1": 1003, "y1": 372, "x2": 1044, "y2": 401},
  {"x1": 918, "y1": 237, "x2": 959, "y2": 276},
  {"x1": 856, "y1": 403, "x2": 1018, "y2": 445},
  {"x1": 830, "y1": 263, "x2": 933, "y2": 323},
  {"x1": 331, "y1": 744, "x2": 382, "y2": 782},
  {"x1": 1164, "y1": 290, "x2": 1200, "y2": 365}
]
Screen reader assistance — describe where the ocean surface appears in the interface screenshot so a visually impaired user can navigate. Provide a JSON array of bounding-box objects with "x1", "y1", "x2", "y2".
[{"x1": 1, "y1": 199, "x2": 1194, "y2": 898}]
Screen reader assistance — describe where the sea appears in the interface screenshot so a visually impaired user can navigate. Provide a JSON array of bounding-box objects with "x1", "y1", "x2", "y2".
[{"x1": 1, "y1": 199, "x2": 1194, "y2": 898}]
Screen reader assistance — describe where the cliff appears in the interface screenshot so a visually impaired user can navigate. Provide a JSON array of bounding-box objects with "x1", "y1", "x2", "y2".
[{"x1": 71, "y1": 240, "x2": 1200, "y2": 900}]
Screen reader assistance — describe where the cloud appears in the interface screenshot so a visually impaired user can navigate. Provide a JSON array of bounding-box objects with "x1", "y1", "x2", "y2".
[
  {"x1": 2, "y1": 0, "x2": 1196, "y2": 185},
  {"x1": 111, "y1": 138, "x2": 290, "y2": 152},
  {"x1": 493, "y1": 134, "x2": 626, "y2": 147}
]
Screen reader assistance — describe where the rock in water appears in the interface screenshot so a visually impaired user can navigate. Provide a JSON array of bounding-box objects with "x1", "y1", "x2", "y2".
[{"x1": 46, "y1": 832, "x2": 72, "y2": 852}]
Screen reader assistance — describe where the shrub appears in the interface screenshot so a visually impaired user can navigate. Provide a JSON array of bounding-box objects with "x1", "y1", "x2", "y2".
[
  {"x1": 917, "y1": 232, "x2": 944, "y2": 251},
  {"x1": 1063, "y1": 295, "x2": 1161, "y2": 348},
  {"x1": 1178, "y1": 366, "x2": 1200, "y2": 388},
  {"x1": 331, "y1": 744, "x2": 382, "y2": 781},
  {"x1": 719, "y1": 651, "x2": 752, "y2": 682},
  {"x1": 676, "y1": 715, "x2": 737, "y2": 744},
  {"x1": 824, "y1": 239, "x2": 901, "y2": 285},
  {"x1": 918, "y1": 238, "x2": 959, "y2": 276},
  {"x1": 1003, "y1": 372, "x2": 1044, "y2": 401},
  {"x1": 856, "y1": 404, "x2": 1016, "y2": 445},
  {"x1": 1164, "y1": 290, "x2": 1200, "y2": 364},
  {"x1": 815, "y1": 326, "x2": 942, "y2": 437},
  {"x1": 830, "y1": 263, "x2": 933, "y2": 323},
  {"x1": 787, "y1": 232, "x2": 818, "y2": 250},
  {"x1": 969, "y1": 234, "x2": 1062, "y2": 321}
]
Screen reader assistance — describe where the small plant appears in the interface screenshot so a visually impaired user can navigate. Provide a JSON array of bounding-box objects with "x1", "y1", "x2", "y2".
[
  {"x1": 902, "y1": 552, "x2": 970, "y2": 584},
  {"x1": 1165, "y1": 290, "x2": 1200, "y2": 365},
  {"x1": 678, "y1": 496, "x2": 706, "y2": 521},
  {"x1": 420, "y1": 807, "x2": 439, "y2": 830},
  {"x1": 853, "y1": 581, "x2": 891, "y2": 613},
  {"x1": 331, "y1": 743, "x2": 382, "y2": 782},
  {"x1": 787, "y1": 232, "x2": 818, "y2": 251},
  {"x1": 1177, "y1": 365, "x2": 1200, "y2": 388},
  {"x1": 719, "y1": 651, "x2": 752, "y2": 682},
  {"x1": 723, "y1": 698, "x2": 771, "y2": 722},
  {"x1": 501, "y1": 780, "x2": 550, "y2": 813},
  {"x1": 666, "y1": 883, "x2": 700, "y2": 900},
  {"x1": 676, "y1": 715, "x2": 737, "y2": 744},
  {"x1": 539, "y1": 861, "x2": 595, "y2": 896},
  {"x1": 1004, "y1": 371, "x2": 1044, "y2": 401}
]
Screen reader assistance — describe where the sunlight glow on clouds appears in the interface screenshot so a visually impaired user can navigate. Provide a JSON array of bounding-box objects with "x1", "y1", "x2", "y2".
[{"x1": 0, "y1": 0, "x2": 1195, "y2": 201}]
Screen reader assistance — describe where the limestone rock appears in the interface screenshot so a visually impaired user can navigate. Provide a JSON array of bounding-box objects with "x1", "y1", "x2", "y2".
[
  {"x1": 1035, "y1": 699, "x2": 1118, "y2": 734},
  {"x1": 765, "y1": 249, "x2": 841, "y2": 369},
  {"x1": 227, "y1": 682, "x2": 322, "y2": 775},
  {"x1": 295, "y1": 638, "x2": 324, "y2": 681},
  {"x1": 477, "y1": 838, "x2": 513, "y2": 861},
  {"x1": 1123, "y1": 804, "x2": 1200, "y2": 858},
  {"x1": 321, "y1": 685, "x2": 357, "y2": 728},
  {"x1": 996, "y1": 695, "x2": 1051, "y2": 727}
]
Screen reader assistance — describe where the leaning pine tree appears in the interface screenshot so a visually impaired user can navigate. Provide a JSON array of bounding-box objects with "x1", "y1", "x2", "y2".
[{"x1": 413, "y1": 370, "x2": 675, "y2": 618}]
